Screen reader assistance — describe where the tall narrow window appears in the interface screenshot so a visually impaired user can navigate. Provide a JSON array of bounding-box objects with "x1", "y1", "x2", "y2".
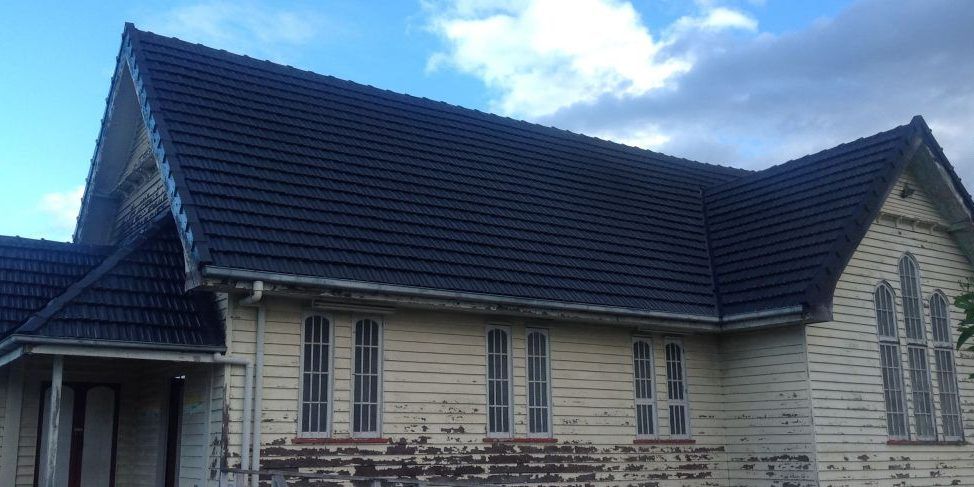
[
  {"x1": 931, "y1": 293, "x2": 964, "y2": 440},
  {"x1": 907, "y1": 347, "x2": 936, "y2": 439},
  {"x1": 875, "y1": 283, "x2": 909, "y2": 438},
  {"x1": 899, "y1": 255, "x2": 937, "y2": 439},
  {"x1": 486, "y1": 325, "x2": 512, "y2": 437},
  {"x1": 899, "y1": 255, "x2": 926, "y2": 340},
  {"x1": 665, "y1": 340, "x2": 690, "y2": 437},
  {"x1": 632, "y1": 338, "x2": 657, "y2": 438},
  {"x1": 300, "y1": 315, "x2": 333, "y2": 437},
  {"x1": 352, "y1": 318, "x2": 382, "y2": 437},
  {"x1": 526, "y1": 328, "x2": 552, "y2": 437}
]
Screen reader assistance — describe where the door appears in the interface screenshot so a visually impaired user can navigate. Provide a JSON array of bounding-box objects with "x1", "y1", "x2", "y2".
[
  {"x1": 34, "y1": 383, "x2": 120, "y2": 487},
  {"x1": 163, "y1": 376, "x2": 185, "y2": 487}
]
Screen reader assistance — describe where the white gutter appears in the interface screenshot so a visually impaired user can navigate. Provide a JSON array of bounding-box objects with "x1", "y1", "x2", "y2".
[
  {"x1": 719, "y1": 306, "x2": 807, "y2": 332},
  {"x1": 202, "y1": 267, "x2": 816, "y2": 332},
  {"x1": 0, "y1": 347, "x2": 24, "y2": 368},
  {"x1": 203, "y1": 266, "x2": 720, "y2": 325}
]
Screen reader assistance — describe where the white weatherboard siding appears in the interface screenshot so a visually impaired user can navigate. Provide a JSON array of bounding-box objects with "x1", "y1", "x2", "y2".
[
  {"x1": 226, "y1": 301, "x2": 728, "y2": 485},
  {"x1": 179, "y1": 368, "x2": 213, "y2": 487},
  {"x1": 808, "y1": 169, "x2": 974, "y2": 486},
  {"x1": 721, "y1": 327, "x2": 817, "y2": 487}
]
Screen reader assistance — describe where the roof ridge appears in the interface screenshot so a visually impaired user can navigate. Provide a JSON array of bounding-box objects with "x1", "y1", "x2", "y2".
[
  {"x1": 699, "y1": 186, "x2": 723, "y2": 316},
  {"x1": 0, "y1": 235, "x2": 109, "y2": 252},
  {"x1": 125, "y1": 24, "x2": 745, "y2": 179},
  {"x1": 704, "y1": 121, "x2": 916, "y2": 198}
]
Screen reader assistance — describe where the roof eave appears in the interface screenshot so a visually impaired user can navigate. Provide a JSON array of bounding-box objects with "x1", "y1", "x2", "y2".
[
  {"x1": 202, "y1": 265, "x2": 815, "y2": 333},
  {"x1": 800, "y1": 123, "x2": 928, "y2": 315},
  {"x1": 120, "y1": 24, "x2": 213, "y2": 269},
  {"x1": 0, "y1": 334, "x2": 225, "y2": 365}
]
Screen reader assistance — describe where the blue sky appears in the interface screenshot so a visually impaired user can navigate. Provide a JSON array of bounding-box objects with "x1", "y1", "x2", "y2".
[{"x1": 1, "y1": 0, "x2": 971, "y2": 241}]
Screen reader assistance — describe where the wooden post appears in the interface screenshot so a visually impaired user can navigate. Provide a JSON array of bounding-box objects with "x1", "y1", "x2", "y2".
[
  {"x1": 0, "y1": 364, "x2": 25, "y2": 485},
  {"x1": 43, "y1": 355, "x2": 64, "y2": 487}
]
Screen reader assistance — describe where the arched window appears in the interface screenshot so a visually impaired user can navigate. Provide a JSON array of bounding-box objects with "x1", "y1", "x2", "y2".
[
  {"x1": 352, "y1": 318, "x2": 382, "y2": 437},
  {"x1": 526, "y1": 328, "x2": 552, "y2": 437},
  {"x1": 930, "y1": 293, "x2": 952, "y2": 344},
  {"x1": 486, "y1": 325, "x2": 512, "y2": 437},
  {"x1": 898, "y1": 254, "x2": 926, "y2": 340},
  {"x1": 665, "y1": 340, "x2": 690, "y2": 438},
  {"x1": 931, "y1": 293, "x2": 964, "y2": 440},
  {"x1": 632, "y1": 338, "x2": 657, "y2": 438},
  {"x1": 875, "y1": 283, "x2": 909, "y2": 438},
  {"x1": 299, "y1": 315, "x2": 333, "y2": 437},
  {"x1": 898, "y1": 255, "x2": 936, "y2": 439}
]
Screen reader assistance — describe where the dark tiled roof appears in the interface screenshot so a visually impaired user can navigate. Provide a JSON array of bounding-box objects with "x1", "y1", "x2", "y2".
[
  {"x1": 125, "y1": 25, "x2": 747, "y2": 316},
  {"x1": 0, "y1": 237, "x2": 106, "y2": 335},
  {"x1": 3, "y1": 218, "x2": 224, "y2": 347},
  {"x1": 706, "y1": 122, "x2": 920, "y2": 315},
  {"x1": 116, "y1": 25, "x2": 962, "y2": 321}
]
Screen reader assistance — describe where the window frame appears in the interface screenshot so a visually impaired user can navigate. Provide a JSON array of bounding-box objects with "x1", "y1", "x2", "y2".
[
  {"x1": 874, "y1": 282, "x2": 911, "y2": 440},
  {"x1": 525, "y1": 327, "x2": 554, "y2": 438},
  {"x1": 631, "y1": 336, "x2": 659, "y2": 440},
  {"x1": 350, "y1": 317, "x2": 384, "y2": 438},
  {"x1": 664, "y1": 337, "x2": 691, "y2": 439},
  {"x1": 899, "y1": 254, "x2": 927, "y2": 344},
  {"x1": 930, "y1": 291, "x2": 965, "y2": 441},
  {"x1": 297, "y1": 312, "x2": 336, "y2": 439},
  {"x1": 485, "y1": 324, "x2": 514, "y2": 438},
  {"x1": 898, "y1": 254, "x2": 938, "y2": 441},
  {"x1": 906, "y1": 344, "x2": 937, "y2": 440}
]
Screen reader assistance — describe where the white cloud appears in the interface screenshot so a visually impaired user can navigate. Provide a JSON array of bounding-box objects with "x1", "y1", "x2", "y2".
[
  {"x1": 672, "y1": 7, "x2": 758, "y2": 32},
  {"x1": 145, "y1": 1, "x2": 319, "y2": 62},
  {"x1": 37, "y1": 185, "x2": 84, "y2": 241},
  {"x1": 426, "y1": 0, "x2": 692, "y2": 117},
  {"x1": 428, "y1": 0, "x2": 974, "y2": 189},
  {"x1": 592, "y1": 126, "x2": 670, "y2": 149}
]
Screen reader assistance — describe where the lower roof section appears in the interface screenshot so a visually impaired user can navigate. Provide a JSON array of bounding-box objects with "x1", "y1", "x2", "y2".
[{"x1": 0, "y1": 216, "x2": 224, "y2": 351}]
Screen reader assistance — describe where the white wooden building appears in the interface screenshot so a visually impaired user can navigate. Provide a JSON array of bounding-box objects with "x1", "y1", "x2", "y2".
[{"x1": 1, "y1": 24, "x2": 973, "y2": 487}]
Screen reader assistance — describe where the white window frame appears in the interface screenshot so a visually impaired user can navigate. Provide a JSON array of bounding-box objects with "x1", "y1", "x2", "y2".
[
  {"x1": 899, "y1": 254, "x2": 927, "y2": 342},
  {"x1": 906, "y1": 345, "x2": 937, "y2": 440},
  {"x1": 485, "y1": 324, "x2": 514, "y2": 438},
  {"x1": 930, "y1": 291, "x2": 964, "y2": 440},
  {"x1": 632, "y1": 337, "x2": 658, "y2": 439},
  {"x1": 664, "y1": 337, "x2": 691, "y2": 439},
  {"x1": 875, "y1": 282, "x2": 911, "y2": 440},
  {"x1": 525, "y1": 328, "x2": 553, "y2": 438},
  {"x1": 297, "y1": 313, "x2": 335, "y2": 438},
  {"x1": 898, "y1": 254, "x2": 938, "y2": 440},
  {"x1": 350, "y1": 317, "x2": 383, "y2": 438}
]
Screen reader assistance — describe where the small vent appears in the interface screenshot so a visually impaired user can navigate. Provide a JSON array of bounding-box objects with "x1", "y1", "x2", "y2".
[{"x1": 900, "y1": 183, "x2": 916, "y2": 198}]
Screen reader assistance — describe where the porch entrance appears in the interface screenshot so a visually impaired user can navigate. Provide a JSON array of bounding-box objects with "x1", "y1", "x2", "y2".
[{"x1": 34, "y1": 383, "x2": 120, "y2": 487}]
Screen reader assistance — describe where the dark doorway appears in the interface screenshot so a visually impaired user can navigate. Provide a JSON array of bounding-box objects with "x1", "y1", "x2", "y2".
[
  {"x1": 163, "y1": 376, "x2": 185, "y2": 487},
  {"x1": 34, "y1": 383, "x2": 120, "y2": 487}
]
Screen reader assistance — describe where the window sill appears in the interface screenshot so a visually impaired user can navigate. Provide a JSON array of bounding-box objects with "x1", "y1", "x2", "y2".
[
  {"x1": 482, "y1": 437, "x2": 558, "y2": 444},
  {"x1": 886, "y1": 439, "x2": 967, "y2": 446},
  {"x1": 633, "y1": 438, "x2": 696, "y2": 445},
  {"x1": 292, "y1": 437, "x2": 389, "y2": 445}
]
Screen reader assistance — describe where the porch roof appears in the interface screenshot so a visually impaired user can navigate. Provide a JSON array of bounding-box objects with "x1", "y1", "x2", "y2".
[{"x1": 0, "y1": 216, "x2": 224, "y2": 351}]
